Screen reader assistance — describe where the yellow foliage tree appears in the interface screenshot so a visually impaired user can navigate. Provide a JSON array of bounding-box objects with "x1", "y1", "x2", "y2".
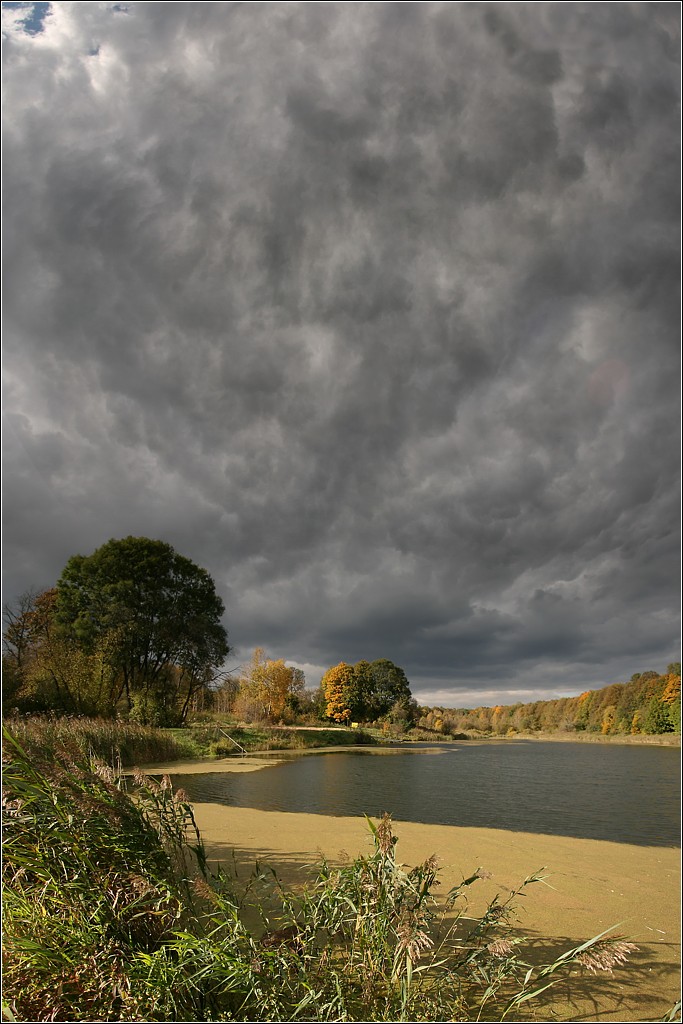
[
  {"x1": 236, "y1": 648, "x2": 304, "y2": 722},
  {"x1": 321, "y1": 662, "x2": 355, "y2": 723},
  {"x1": 601, "y1": 705, "x2": 616, "y2": 735},
  {"x1": 661, "y1": 673, "x2": 681, "y2": 705}
]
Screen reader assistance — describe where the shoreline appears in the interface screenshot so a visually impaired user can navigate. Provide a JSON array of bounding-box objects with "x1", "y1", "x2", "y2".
[
  {"x1": 190, "y1": 801, "x2": 681, "y2": 1023},
  {"x1": 140, "y1": 731, "x2": 680, "y2": 771},
  {"x1": 404, "y1": 731, "x2": 680, "y2": 747},
  {"x1": 136, "y1": 744, "x2": 454, "y2": 773},
  {"x1": 471, "y1": 731, "x2": 681, "y2": 747}
]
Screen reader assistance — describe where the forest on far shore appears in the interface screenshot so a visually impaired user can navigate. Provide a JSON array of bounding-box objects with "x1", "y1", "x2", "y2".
[
  {"x1": 2, "y1": 538, "x2": 680, "y2": 740},
  {"x1": 418, "y1": 665, "x2": 681, "y2": 738}
]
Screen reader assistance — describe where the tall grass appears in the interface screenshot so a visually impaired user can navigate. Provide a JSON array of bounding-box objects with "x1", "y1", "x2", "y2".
[
  {"x1": 2, "y1": 727, "x2": 208, "y2": 1021},
  {"x1": 3, "y1": 727, "x2": 652, "y2": 1022},
  {"x1": 3, "y1": 715, "x2": 198, "y2": 766}
]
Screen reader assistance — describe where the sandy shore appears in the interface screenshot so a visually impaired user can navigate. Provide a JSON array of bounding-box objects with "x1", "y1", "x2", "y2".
[
  {"x1": 187, "y1": 798, "x2": 679, "y2": 1021},
  {"x1": 135, "y1": 755, "x2": 680, "y2": 1020}
]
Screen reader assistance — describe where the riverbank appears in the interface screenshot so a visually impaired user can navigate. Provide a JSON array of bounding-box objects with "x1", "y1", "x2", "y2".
[
  {"x1": 157, "y1": 730, "x2": 680, "y2": 774},
  {"x1": 191, "y1": 801, "x2": 681, "y2": 1023},
  {"x1": 403, "y1": 730, "x2": 681, "y2": 747},
  {"x1": 183, "y1": 722, "x2": 681, "y2": 753},
  {"x1": 4, "y1": 715, "x2": 677, "y2": 772},
  {"x1": 480, "y1": 732, "x2": 681, "y2": 747},
  {"x1": 172, "y1": 722, "x2": 381, "y2": 756}
]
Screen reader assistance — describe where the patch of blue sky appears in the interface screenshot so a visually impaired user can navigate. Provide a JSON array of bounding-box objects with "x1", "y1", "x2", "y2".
[{"x1": 2, "y1": 1, "x2": 52, "y2": 36}]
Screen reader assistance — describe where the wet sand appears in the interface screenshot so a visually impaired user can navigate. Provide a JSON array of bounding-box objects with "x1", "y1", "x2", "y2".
[{"x1": 192, "y1": 806, "x2": 679, "y2": 1021}]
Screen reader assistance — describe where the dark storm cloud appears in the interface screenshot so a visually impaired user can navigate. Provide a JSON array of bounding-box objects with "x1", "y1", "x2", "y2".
[{"x1": 2, "y1": 1, "x2": 679, "y2": 703}]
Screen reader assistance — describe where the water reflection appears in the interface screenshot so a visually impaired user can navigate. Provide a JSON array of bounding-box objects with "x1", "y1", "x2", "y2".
[{"x1": 170, "y1": 741, "x2": 680, "y2": 847}]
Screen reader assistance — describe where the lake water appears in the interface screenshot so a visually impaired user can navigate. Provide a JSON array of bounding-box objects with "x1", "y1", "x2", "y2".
[{"x1": 169, "y1": 741, "x2": 681, "y2": 847}]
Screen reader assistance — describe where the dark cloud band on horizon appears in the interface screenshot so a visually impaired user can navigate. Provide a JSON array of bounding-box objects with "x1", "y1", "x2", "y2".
[{"x1": 2, "y1": 1, "x2": 680, "y2": 703}]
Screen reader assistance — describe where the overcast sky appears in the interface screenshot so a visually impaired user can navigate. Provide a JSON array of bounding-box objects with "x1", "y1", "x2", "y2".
[{"x1": 2, "y1": 2, "x2": 680, "y2": 706}]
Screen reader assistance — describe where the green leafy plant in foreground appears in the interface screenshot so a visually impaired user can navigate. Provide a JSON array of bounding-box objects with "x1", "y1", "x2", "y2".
[{"x1": 2, "y1": 726, "x2": 649, "y2": 1022}]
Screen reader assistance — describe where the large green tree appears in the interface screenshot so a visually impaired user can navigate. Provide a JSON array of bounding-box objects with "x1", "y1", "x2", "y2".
[
  {"x1": 55, "y1": 536, "x2": 230, "y2": 723},
  {"x1": 365, "y1": 659, "x2": 413, "y2": 719}
]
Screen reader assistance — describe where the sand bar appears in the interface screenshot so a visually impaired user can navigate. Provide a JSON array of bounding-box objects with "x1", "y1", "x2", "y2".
[{"x1": 132, "y1": 756, "x2": 285, "y2": 774}]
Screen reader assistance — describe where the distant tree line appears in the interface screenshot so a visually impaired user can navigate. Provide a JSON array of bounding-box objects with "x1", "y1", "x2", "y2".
[
  {"x1": 5, "y1": 535, "x2": 675, "y2": 739},
  {"x1": 418, "y1": 667, "x2": 681, "y2": 738}
]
